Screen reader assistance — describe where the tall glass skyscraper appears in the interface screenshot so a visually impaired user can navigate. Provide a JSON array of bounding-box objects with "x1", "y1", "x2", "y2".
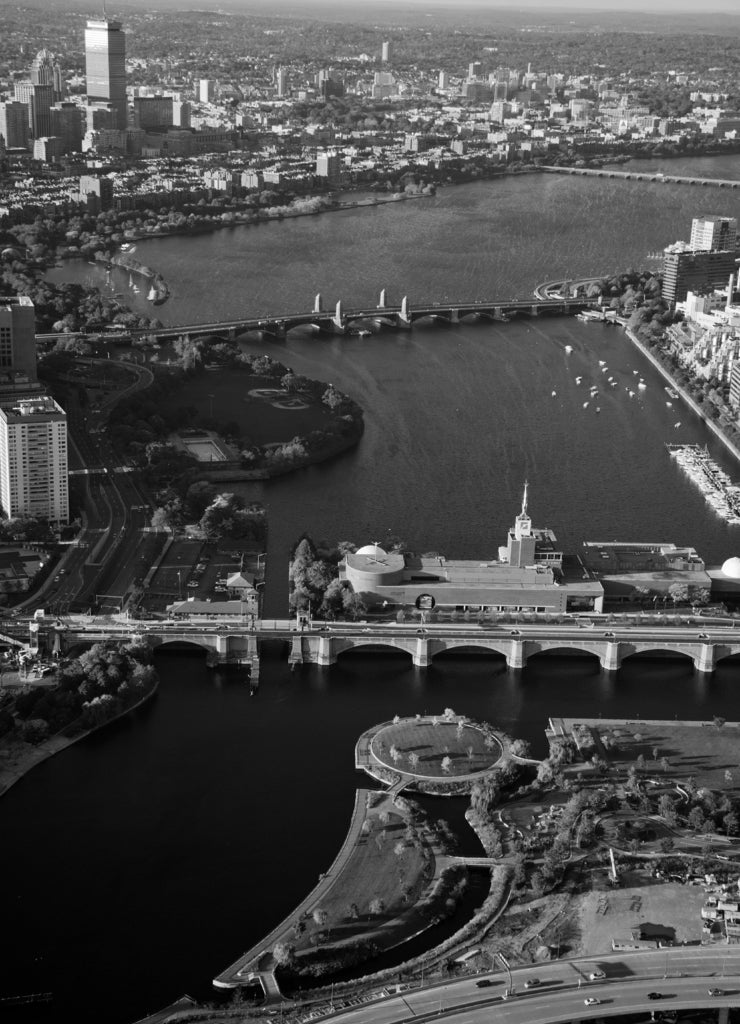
[{"x1": 85, "y1": 18, "x2": 127, "y2": 130}]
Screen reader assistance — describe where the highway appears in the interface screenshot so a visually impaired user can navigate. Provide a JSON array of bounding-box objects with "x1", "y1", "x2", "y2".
[{"x1": 325, "y1": 949, "x2": 740, "y2": 1024}]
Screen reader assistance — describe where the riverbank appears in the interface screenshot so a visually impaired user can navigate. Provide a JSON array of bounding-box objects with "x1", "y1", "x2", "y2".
[
  {"x1": 624, "y1": 326, "x2": 740, "y2": 465},
  {"x1": 0, "y1": 676, "x2": 158, "y2": 799}
]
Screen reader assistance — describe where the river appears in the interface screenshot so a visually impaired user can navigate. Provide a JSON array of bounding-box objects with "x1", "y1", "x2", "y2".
[{"x1": 4, "y1": 155, "x2": 740, "y2": 1023}]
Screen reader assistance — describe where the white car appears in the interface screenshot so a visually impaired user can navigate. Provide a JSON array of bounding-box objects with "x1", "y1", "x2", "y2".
[
  {"x1": 584, "y1": 997, "x2": 600, "y2": 1006},
  {"x1": 589, "y1": 970, "x2": 605, "y2": 980}
]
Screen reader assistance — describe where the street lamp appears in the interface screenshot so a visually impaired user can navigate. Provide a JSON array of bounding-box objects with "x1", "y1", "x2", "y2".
[{"x1": 208, "y1": 393, "x2": 215, "y2": 419}]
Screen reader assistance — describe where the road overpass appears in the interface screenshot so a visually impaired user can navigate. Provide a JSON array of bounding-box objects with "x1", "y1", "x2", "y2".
[
  {"x1": 541, "y1": 165, "x2": 740, "y2": 188},
  {"x1": 317, "y1": 947, "x2": 740, "y2": 1024},
  {"x1": 11, "y1": 616, "x2": 740, "y2": 676},
  {"x1": 34, "y1": 292, "x2": 592, "y2": 347}
]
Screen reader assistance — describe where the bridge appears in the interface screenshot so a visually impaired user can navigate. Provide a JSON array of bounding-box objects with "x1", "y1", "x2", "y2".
[
  {"x1": 541, "y1": 165, "x2": 740, "y2": 188},
  {"x1": 34, "y1": 291, "x2": 592, "y2": 347},
  {"x1": 12, "y1": 617, "x2": 740, "y2": 676}
]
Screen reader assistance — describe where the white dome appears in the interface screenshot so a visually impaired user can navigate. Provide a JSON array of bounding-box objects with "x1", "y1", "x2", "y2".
[
  {"x1": 721, "y1": 556, "x2": 740, "y2": 579},
  {"x1": 356, "y1": 543, "x2": 387, "y2": 558}
]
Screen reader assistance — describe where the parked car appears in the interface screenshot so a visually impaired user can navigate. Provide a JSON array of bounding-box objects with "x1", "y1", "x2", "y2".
[
  {"x1": 524, "y1": 979, "x2": 540, "y2": 989},
  {"x1": 589, "y1": 970, "x2": 605, "y2": 980}
]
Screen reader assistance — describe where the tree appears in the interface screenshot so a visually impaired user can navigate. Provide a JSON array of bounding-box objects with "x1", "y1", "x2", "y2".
[
  {"x1": 409, "y1": 751, "x2": 420, "y2": 772},
  {"x1": 660, "y1": 756, "x2": 670, "y2": 773},
  {"x1": 723, "y1": 811, "x2": 739, "y2": 836},
  {"x1": 668, "y1": 582, "x2": 689, "y2": 608},
  {"x1": 273, "y1": 942, "x2": 296, "y2": 968},
  {"x1": 441, "y1": 755, "x2": 452, "y2": 773},
  {"x1": 713, "y1": 716, "x2": 726, "y2": 729},
  {"x1": 724, "y1": 769, "x2": 734, "y2": 785},
  {"x1": 688, "y1": 806, "x2": 705, "y2": 831}
]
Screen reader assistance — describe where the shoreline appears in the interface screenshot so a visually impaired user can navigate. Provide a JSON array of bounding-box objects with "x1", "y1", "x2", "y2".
[
  {"x1": 0, "y1": 678, "x2": 158, "y2": 799},
  {"x1": 623, "y1": 326, "x2": 740, "y2": 465}
]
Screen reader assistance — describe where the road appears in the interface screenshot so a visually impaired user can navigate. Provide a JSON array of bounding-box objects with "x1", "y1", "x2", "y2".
[{"x1": 325, "y1": 948, "x2": 740, "y2": 1024}]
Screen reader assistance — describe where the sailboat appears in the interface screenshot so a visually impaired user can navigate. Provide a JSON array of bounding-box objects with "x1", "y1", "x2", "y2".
[{"x1": 147, "y1": 285, "x2": 157, "y2": 301}]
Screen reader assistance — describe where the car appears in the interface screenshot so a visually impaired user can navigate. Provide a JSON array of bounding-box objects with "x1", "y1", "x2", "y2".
[
  {"x1": 698, "y1": 632, "x2": 709, "y2": 639},
  {"x1": 647, "y1": 992, "x2": 663, "y2": 1001},
  {"x1": 416, "y1": 628, "x2": 427, "y2": 635},
  {"x1": 584, "y1": 997, "x2": 600, "y2": 1006},
  {"x1": 589, "y1": 970, "x2": 605, "y2": 980},
  {"x1": 708, "y1": 988, "x2": 724, "y2": 997},
  {"x1": 510, "y1": 629, "x2": 521, "y2": 636},
  {"x1": 475, "y1": 979, "x2": 493, "y2": 988},
  {"x1": 524, "y1": 978, "x2": 540, "y2": 989},
  {"x1": 604, "y1": 631, "x2": 615, "y2": 638},
  {"x1": 53, "y1": 574, "x2": 60, "y2": 582}
]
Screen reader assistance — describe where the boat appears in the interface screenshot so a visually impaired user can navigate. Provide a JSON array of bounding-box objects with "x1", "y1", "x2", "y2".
[
  {"x1": 595, "y1": 407, "x2": 601, "y2": 413},
  {"x1": 664, "y1": 386, "x2": 679, "y2": 399},
  {"x1": 666, "y1": 401, "x2": 673, "y2": 407},
  {"x1": 575, "y1": 376, "x2": 582, "y2": 384},
  {"x1": 674, "y1": 422, "x2": 681, "y2": 428},
  {"x1": 357, "y1": 329, "x2": 371, "y2": 338},
  {"x1": 638, "y1": 382, "x2": 647, "y2": 390},
  {"x1": 551, "y1": 390, "x2": 557, "y2": 397},
  {"x1": 121, "y1": 243, "x2": 133, "y2": 252},
  {"x1": 147, "y1": 286, "x2": 157, "y2": 301},
  {"x1": 564, "y1": 345, "x2": 573, "y2": 353},
  {"x1": 583, "y1": 401, "x2": 590, "y2": 408},
  {"x1": 132, "y1": 284, "x2": 140, "y2": 294},
  {"x1": 598, "y1": 360, "x2": 606, "y2": 366}
]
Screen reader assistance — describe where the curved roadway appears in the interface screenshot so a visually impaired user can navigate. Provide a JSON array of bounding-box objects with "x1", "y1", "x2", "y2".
[{"x1": 324, "y1": 948, "x2": 740, "y2": 1024}]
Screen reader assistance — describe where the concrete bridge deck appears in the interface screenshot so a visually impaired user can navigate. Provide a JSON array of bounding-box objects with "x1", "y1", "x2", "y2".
[
  {"x1": 11, "y1": 616, "x2": 740, "y2": 675},
  {"x1": 541, "y1": 165, "x2": 740, "y2": 188},
  {"x1": 35, "y1": 293, "x2": 592, "y2": 347}
]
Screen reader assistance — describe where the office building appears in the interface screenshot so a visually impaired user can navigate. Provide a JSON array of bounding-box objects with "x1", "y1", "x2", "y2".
[
  {"x1": 30, "y1": 49, "x2": 55, "y2": 88},
  {"x1": 14, "y1": 81, "x2": 53, "y2": 140},
  {"x1": 730, "y1": 360, "x2": 740, "y2": 411},
  {"x1": 690, "y1": 215, "x2": 738, "y2": 253},
  {"x1": 0, "y1": 396, "x2": 68, "y2": 524},
  {"x1": 49, "y1": 102, "x2": 84, "y2": 153},
  {"x1": 172, "y1": 100, "x2": 191, "y2": 128},
  {"x1": 79, "y1": 175, "x2": 114, "y2": 210},
  {"x1": 85, "y1": 18, "x2": 127, "y2": 131},
  {"x1": 438, "y1": 71, "x2": 449, "y2": 90},
  {"x1": 381, "y1": 41, "x2": 391, "y2": 62},
  {"x1": 199, "y1": 79, "x2": 214, "y2": 104},
  {"x1": 662, "y1": 244, "x2": 738, "y2": 304},
  {"x1": 0, "y1": 102, "x2": 30, "y2": 149},
  {"x1": 0, "y1": 297, "x2": 38, "y2": 380},
  {"x1": 133, "y1": 95, "x2": 174, "y2": 131}
]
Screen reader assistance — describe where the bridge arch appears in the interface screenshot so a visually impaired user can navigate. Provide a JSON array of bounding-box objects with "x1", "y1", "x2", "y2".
[
  {"x1": 620, "y1": 645, "x2": 696, "y2": 666},
  {"x1": 430, "y1": 639, "x2": 509, "y2": 660},
  {"x1": 334, "y1": 639, "x2": 415, "y2": 660},
  {"x1": 148, "y1": 635, "x2": 218, "y2": 655},
  {"x1": 525, "y1": 641, "x2": 603, "y2": 661}
]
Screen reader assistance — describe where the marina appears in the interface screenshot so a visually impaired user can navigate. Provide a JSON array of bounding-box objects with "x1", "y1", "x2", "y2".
[{"x1": 667, "y1": 443, "x2": 740, "y2": 524}]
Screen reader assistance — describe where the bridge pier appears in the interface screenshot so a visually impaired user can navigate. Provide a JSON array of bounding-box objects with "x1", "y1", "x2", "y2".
[
  {"x1": 600, "y1": 642, "x2": 621, "y2": 672},
  {"x1": 695, "y1": 644, "x2": 716, "y2": 674},
  {"x1": 448, "y1": 309, "x2": 460, "y2": 324},
  {"x1": 717, "y1": 1007, "x2": 729, "y2": 1024},
  {"x1": 314, "y1": 293, "x2": 323, "y2": 313},
  {"x1": 507, "y1": 640, "x2": 525, "y2": 670},
  {"x1": 317, "y1": 636, "x2": 336, "y2": 666},
  {"x1": 413, "y1": 638, "x2": 430, "y2": 668}
]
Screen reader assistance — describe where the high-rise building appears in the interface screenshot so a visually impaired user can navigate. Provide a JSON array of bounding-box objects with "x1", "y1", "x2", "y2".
[
  {"x1": 85, "y1": 18, "x2": 127, "y2": 131},
  {"x1": 438, "y1": 71, "x2": 449, "y2": 90},
  {"x1": 14, "y1": 81, "x2": 53, "y2": 140},
  {"x1": 49, "y1": 102, "x2": 84, "y2": 153},
  {"x1": 0, "y1": 396, "x2": 69, "y2": 524},
  {"x1": 199, "y1": 79, "x2": 214, "y2": 104},
  {"x1": 0, "y1": 297, "x2": 38, "y2": 380},
  {"x1": 381, "y1": 41, "x2": 391, "y2": 62},
  {"x1": 133, "y1": 95, "x2": 174, "y2": 130},
  {"x1": 690, "y1": 215, "x2": 739, "y2": 253},
  {"x1": 0, "y1": 101, "x2": 30, "y2": 149},
  {"x1": 172, "y1": 100, "x2": 191, "y2": 128},
  {"x1": 316, "y1": 149, "x2": 341, "y2": 183},
  {"x1": 276, "y1": 67, "x2": 289, "y2": 98},
  {"x1": 662, "y1": 244, "x2": 738, "y2": 304},
  {"x1": 30, "y1": 49, "x2": 55, "y2": 87}
]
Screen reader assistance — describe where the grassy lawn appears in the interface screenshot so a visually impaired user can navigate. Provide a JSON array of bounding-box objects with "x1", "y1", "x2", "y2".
[
  {"x1": 157, "y1": 370, "x2": 335, "y2": 446},
  {"x1": 292, "y1": 804, "x2": 431, "y2": 959},
  {"x1": 589, "y1": 721, "x2": 740, "y2": 795},
  {"x1": 372, "y1": 720, "x2": 502, "y2": 777}
]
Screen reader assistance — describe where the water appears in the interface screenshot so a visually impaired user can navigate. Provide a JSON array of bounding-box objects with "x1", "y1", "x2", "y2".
[{"x1": 7, "y1": 157, "x2": 740, "y2": 1023}]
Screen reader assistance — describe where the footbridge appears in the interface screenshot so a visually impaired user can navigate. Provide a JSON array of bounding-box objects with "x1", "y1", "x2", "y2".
[
  {"x1": 541, "y1": 165, "x2": 740, "y2": 188},
  {"x1": 34, "y1": 291, "x2": 592, "y2": 347},
  {"x1": 12, "y1": 617, "x2": 740, "y2": 676}
]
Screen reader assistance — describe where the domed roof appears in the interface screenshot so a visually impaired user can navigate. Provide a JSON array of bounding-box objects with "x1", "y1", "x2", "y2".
[
  {"x1": 356, "y1": 543, "x2": 387, "y2": 558},
  {"x1": 721, "y1": 556, "x2": 740, "y2": 579}
]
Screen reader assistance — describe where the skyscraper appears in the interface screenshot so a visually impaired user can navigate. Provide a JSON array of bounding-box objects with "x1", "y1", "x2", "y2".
[
  {"x1": 0, "y1": 101, "x2": 29, "y2": 149},
  {"x1": 85, "y1": 18, "x2": 127, "y2": 131},
  {"x1": 30, "y1": 49, "x2": 55, "y2": 87}
]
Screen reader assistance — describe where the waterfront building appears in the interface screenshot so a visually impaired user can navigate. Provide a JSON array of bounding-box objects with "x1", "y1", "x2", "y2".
[
  {"x1": 165, "y1": 597, "x2": 256, "y2": 620},
  {"x1": 662, "y1": 244, "x2": 738, "y2": 304},
  {"x1": 0, "y1": 101, "x2": 30, "y2": 149},
  {"x1": 690, "y1": 215, "x2": 738, "y2": 252},
  {"x1": 341, "y1": 487, "x2": 603, "y2": 615},
  {"x1": 580, "y1": 542, "x2": 711, "y2": 603},
  {"x1": 85, "y1": 18, "x2": 127, "y2": 131},
  {"x1": 0, "y1": 396, "x2": 68, "y2": 524}
]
